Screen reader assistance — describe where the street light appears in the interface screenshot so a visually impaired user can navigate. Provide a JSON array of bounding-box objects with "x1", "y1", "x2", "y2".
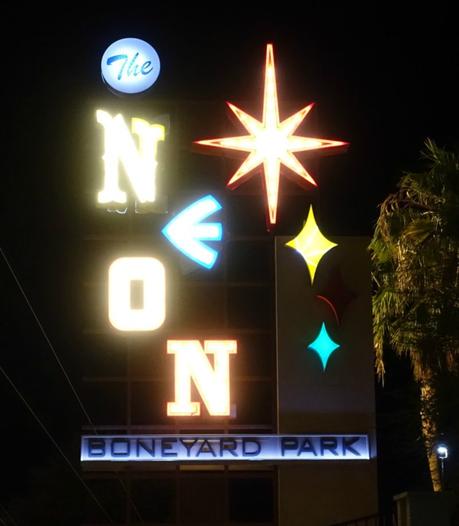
[
  {"x1": 436, "y1": 445, "x2": 448, "y2": 459},
  {"x1": 435, "y1": 443, "x2": 449, "y2": 489}
]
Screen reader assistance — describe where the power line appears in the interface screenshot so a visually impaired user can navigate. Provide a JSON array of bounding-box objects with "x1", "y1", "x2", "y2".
[
  {"x1": 1, "y1": 247, "x2": 145, "y2": 523},
  {"x1": 0, "y1": 365, "x2": 114, "y2": 523},
  {"x1": 0, "y1": 504, "x2": 19, "y2": 526},
  {"x1": 0, "y1": 247, "x2": 94, "y2": 426}
]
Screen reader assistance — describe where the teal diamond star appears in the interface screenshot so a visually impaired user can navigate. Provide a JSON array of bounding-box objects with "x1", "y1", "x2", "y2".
[{"x1": 308, "y1": 322, "x2": 340, "y2": 370}]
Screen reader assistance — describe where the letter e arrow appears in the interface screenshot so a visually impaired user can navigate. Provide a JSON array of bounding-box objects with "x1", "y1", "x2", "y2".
[{"x1": 162, "y1": 195, "x2": 223, "y2": 269}]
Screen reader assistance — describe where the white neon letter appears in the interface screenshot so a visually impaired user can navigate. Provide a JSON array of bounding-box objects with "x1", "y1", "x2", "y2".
[
  {"x1": 96, "y1": 109, "x2": 165, "y2": 207},
  {"x1": 167, "y1": 340, "x2": 237, "y2": 416},
  {"x1": 108, "y1": 257, "x2": 166, "y2": 331}
]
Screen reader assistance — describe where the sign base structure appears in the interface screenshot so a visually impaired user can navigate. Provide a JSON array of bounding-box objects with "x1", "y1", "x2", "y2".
[
  {"x1": 81, "y1": 434, "x2": 370, "y2": 465},
  {"x1": 276, "y1": 236, "x2": 378, "y2": 525}
]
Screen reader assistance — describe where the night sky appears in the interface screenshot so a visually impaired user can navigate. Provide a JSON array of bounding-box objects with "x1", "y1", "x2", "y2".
[{"x1": 2, "y1": 5, "x2": 458, "y2": 523}]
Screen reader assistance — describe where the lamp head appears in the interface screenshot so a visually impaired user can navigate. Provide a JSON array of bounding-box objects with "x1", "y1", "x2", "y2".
[{"x1": 436, "y1": 444, "x2": 448, "y2": 460}]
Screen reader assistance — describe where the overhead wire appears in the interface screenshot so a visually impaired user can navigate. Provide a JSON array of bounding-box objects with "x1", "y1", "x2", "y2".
[
  {"x1": 0, "y1": 247, "x2": 94, "y2": 426},
  {"x1": 0, "y1": 504, "x2": 19, "y2": 526},
  {"x1": 0, "y1": 364, "x2": 115, "y2": 523},
  {"x1": 1, "y1": 247, "x2": 145, "y2": 524}
]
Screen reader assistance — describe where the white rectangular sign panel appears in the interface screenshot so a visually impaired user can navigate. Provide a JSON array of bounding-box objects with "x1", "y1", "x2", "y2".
[{"x1": 81, "y1": 434, "x2": 370, "y2": 462}]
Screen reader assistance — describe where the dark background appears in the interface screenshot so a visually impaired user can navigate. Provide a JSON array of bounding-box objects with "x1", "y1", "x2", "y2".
[{"x1": 1, "y1": 5, "x2": 458, "y2": 524}]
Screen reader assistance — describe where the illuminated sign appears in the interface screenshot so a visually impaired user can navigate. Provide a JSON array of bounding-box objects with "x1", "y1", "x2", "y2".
[
  {"x1": 308, "y1": 322, "x2": 340, "y2": 370},
  {"x1": 96, "y1": 109, "x2": 165, "y2": 211},
  {"x1": 167, "y1": 340, "x2": 237, "y2": 416},
  {"x1": 108, "y1": 257, "x2": 166, "y2": 331},
  {"x1": 196, "y1": 44, "x2": 348, "y2": 226},
  {"x1": 101, "y1": 38, "x2": 160, "y2": 94},
  {"x1": 81, "y1": 434, "x2": 370, "y2": 462},
  {"x1": 84, "y1": 42, "x2": 370, "y2": 483},
  {"x1": 162, "y1": 195, "x2": 223, "y2": 269},
  {"x1": 286, "y1": 206, "x2": 337, "y2": 284}
]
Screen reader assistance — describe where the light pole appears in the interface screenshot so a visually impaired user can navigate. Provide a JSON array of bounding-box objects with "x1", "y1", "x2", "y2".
[{"x1": 436, "y1": 443, "x2": 448, "y2": 490}]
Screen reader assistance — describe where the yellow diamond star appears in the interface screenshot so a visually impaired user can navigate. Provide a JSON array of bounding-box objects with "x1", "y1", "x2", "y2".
[
  {"x1": 196, "y1": 44, "x2": 348, "y2": 225},
  {"x1": 286, "y1": 206, "x2": 337, "y2": 284}
]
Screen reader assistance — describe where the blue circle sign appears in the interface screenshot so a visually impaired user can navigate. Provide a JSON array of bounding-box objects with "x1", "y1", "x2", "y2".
[{"x1": 101, "y1": 38, "x2": 160, "y2": 94}]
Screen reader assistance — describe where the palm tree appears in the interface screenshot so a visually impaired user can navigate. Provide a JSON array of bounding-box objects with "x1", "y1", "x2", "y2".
[{"x1": 369, "y1": 140, "x2": 459, "y2": 491}]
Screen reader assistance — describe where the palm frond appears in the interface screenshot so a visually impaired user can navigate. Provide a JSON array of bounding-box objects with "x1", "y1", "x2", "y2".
[{"x1": 370, "y1": 140, "x2": 459, "y2": 381}]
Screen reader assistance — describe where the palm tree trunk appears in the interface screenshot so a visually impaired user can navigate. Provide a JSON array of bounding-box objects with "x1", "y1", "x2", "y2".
[{"x1": 419, "y1": 377, "x2": 442, "y2": 492}]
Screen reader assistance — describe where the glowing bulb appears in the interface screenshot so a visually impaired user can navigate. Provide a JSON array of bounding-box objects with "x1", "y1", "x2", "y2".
[{"x1": 436, "y1": 445, "x2": 448, "y2": 459}]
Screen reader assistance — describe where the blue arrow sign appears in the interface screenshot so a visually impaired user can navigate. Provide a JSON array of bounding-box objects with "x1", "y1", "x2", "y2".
[{"x1": 162, "y1": 195, "x2": 223, "y2": 269}]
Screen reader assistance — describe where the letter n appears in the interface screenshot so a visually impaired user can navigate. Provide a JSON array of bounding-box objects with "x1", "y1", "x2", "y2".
[
  {"x1": 167, "y1": 340, "x2": 237, "y2": 416},
  {"x1": 96, "y1": 109, "x2": 165, "y2": 208}
]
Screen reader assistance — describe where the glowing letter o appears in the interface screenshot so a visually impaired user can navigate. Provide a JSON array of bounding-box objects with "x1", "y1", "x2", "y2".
[{"x1": 108, "y1": 257, "x2": 166, "y2": 331}]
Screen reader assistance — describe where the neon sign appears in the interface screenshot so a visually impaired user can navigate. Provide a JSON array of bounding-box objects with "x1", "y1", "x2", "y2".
[
  {"x1": 108, "y1": 257, "x2": 166, "y2": 332},
  {"x1": 308, "y1": 322, "x2": 340, "y2": 370},
  {"x1": 101, "y1": 38, "x2": 161, "y2": 94},
  {"x1": 167, "y1": 340, "x2": 237, "y2": 416},
  {"x1": 88, "y1": 42, "x2": 364, "y2": 449},
  {"x1": 162, "y1": 195, "x2": 223, "y2": 269},
  {"x1": 196, "y1": 44, "x2": 348, "y2": 226},
  {"x1": 96, "y1": 110, "x2": 165, "y2": 211},
  {"x1": 81, "y1": 434, "x2": 370, "y2": 462},
  {"x1": 286, "y1": 206, "x2": 337, "y2": 284}
]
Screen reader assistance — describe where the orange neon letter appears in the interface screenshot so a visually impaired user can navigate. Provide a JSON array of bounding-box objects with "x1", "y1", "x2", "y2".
[{"x1": 167, "y1": 340, "x2": 237, "y2": 416}]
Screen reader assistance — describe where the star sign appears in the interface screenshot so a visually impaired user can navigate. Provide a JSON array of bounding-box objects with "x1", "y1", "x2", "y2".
[
  {"x1": 196, "y1": 44, "x2": 348, "y2": 225},
  {"x1": 308, "y1": 322, "x2": 340, "y2": 370},
  {"x1": 286, "y1": 206, "x2": 337, "y2": 284}
]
